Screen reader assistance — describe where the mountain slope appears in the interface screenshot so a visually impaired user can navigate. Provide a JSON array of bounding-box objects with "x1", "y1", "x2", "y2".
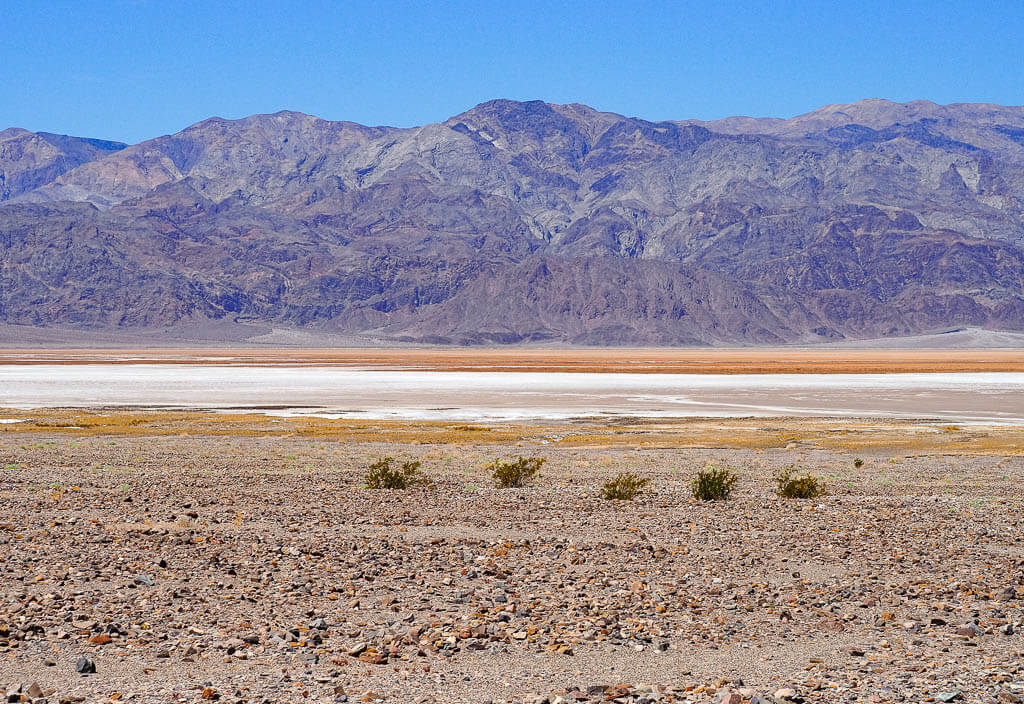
[
  {"x1": 0, "y1": 128, "x2": 126, "y2": 201},
  {"x1": 3, "y1": 99, "x2": 1024, "y2": 345}
]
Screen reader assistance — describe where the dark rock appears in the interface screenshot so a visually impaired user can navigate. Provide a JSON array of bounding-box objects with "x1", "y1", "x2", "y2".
[{"x1": 74, "y1": 656, "x2": 95, "y2": 674}]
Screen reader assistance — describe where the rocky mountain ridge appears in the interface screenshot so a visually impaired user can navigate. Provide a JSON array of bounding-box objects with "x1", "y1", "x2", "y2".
[
  {"x1": 3, "y1": 98, "x2": 1024, "y2": 345},
  {"x1": 0, "y1": 128, "x2": 125, "y2": 201}
]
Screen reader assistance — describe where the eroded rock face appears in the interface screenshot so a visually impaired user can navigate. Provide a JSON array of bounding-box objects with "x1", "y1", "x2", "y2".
[
  {"x1": 0, "y1": 128, "x2": 125, "y2": 202},
  {"x1": 3, "y1": 99, "x2": 1024, "y2": 344}
]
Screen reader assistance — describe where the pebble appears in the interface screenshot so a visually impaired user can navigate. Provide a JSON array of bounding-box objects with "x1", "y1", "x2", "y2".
[{"x1": 0, "y1": 434, "x2": 1021, "y2": 703}]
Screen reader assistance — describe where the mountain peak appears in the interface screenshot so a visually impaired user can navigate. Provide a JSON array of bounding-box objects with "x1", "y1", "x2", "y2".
[{"x1": 5, "y1": 98, "x2": 1024, "y2": 345}]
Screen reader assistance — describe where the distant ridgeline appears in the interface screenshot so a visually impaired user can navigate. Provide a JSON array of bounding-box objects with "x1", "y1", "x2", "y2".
[{"x1": 3, "y1": 99, "x2": 1024, "y2": 345}]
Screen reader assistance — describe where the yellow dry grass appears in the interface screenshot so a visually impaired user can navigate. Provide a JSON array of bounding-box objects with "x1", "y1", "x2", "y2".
[{"x1": 2, "y1": 409, "x2": 1022, "y2": 455}]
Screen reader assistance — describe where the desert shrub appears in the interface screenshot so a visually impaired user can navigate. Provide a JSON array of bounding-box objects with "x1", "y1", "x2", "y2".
[
  {"x1": 691, "y1": 466, "x2": 737, "y2": 501},
  {"x1": 853, "y1": 457, "x2": 864, "y2": 468},
  {"x1": 364, "y1": 457, "x2": 428, "y2": 489},
  {"x1": 602, "y1": 472, "x2": 650, "y2": 500},
  {"x1": 775, "y1": 467, "x2": 825, "y2": 499},
  {"x1": 489, "y1": 456, "x2": 544, "y2": 488}
]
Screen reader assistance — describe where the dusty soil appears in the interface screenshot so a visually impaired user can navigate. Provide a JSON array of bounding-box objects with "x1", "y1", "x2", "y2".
[
  {"x1": 1, "y1": 415, "x2": 1022, "y2": 703},
  {"x1": 2, "y1": 348, "x2": 1024, "y2": 373}
]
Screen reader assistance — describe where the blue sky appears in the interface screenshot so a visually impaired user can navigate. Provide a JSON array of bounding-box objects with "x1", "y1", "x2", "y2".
[{"x1": 2, "y1": 0, "x2": 1023, "y2": 143}]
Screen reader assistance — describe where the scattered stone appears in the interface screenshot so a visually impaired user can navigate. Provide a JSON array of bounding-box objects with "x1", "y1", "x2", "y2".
[{"x1": 1, "y1": 434, "x2": 1022, "y2": 703}]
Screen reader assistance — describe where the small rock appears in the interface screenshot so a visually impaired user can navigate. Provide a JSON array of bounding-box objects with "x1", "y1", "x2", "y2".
[
  {"x1": 955, "y1": 623, "x2": 983, "y2": 638},
  {"x1": 774, "y1": 688, "x2": 798, "y2": 701},
  {"x1": 935, "y1": 692, "x2": 961, "y2": 703},
  {"x1": 75, "y1": 656, "x2": 96, "y2": 674},
  {"x1": 357, "y1": 650, "x2": 386, "y2": 665}
]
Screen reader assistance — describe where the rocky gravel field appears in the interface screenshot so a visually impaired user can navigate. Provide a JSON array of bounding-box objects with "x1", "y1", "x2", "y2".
[{"x1": 0, "y1": 430, "x2": 1022, "y2": 703}]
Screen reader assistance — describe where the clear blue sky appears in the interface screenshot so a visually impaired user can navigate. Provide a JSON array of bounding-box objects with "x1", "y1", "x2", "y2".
[{"x1": 2, "y1": 0, "x2": 1023, "y2": 144}]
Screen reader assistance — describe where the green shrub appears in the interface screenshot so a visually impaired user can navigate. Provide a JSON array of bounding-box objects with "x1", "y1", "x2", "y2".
[
  {"x1": 775, "y1": 467, "x2": 825, "y2": 499},
  {"x1": 853, "y1": 457, "x2": 864, "y2": 469},
  {"x1": 489, "y1": 456, "x2": 544, "y2": 488},
  {"x1": 691, "y1": 466, "x2": 737, "y2": 501},
  {"x1": 602, "y1": 472, "x2": 650, "y2": 500},
  {"x1": 364, "y1": 457, "x2": 429, "y2": 489}
]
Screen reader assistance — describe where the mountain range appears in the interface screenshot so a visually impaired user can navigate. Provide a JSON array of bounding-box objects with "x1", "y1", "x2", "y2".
[{"x1": 3, "y1": 98, "x2": 1024, "y2": 345}]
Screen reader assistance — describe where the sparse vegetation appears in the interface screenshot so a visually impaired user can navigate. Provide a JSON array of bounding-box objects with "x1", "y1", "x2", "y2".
[
  {"x1": 601, "y1": 472, "x2": 650, "y2": 500},
  {"x1": 775, "y1": 467, "x2": 825, "y2": 499},
  {"x1": 489, "y1": 456, "x2": 544, "y2": 488},
  {"x1": 853, "y1": 457, "x2": 864, "y2": 468},
  {"x1": 364, "y1": 457, "x2": 429, "y2": 489},
  {"x1": 691, "y1": 466, "x2": 737, "y2": 501}
]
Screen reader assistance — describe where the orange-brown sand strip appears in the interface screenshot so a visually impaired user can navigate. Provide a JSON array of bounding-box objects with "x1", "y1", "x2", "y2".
[{"x1": 1, "y1": 347, "x2": 1024, "y2": 373}]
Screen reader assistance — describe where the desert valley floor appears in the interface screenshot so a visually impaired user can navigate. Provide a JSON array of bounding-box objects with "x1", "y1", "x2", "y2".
[{"x1": 0, "y1": 350, "x2": 1022, "y2": 703}]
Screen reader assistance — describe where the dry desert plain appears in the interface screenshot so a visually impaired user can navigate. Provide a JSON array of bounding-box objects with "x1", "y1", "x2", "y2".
[{"x1": 1, "y1": 349, "x2": 1024, "y2": 704}]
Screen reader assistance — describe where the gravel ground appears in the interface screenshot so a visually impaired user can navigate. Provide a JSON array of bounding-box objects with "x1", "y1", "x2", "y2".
[{"x1": 0, "y1": 432, "x2": 1022, "y2": 703}]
